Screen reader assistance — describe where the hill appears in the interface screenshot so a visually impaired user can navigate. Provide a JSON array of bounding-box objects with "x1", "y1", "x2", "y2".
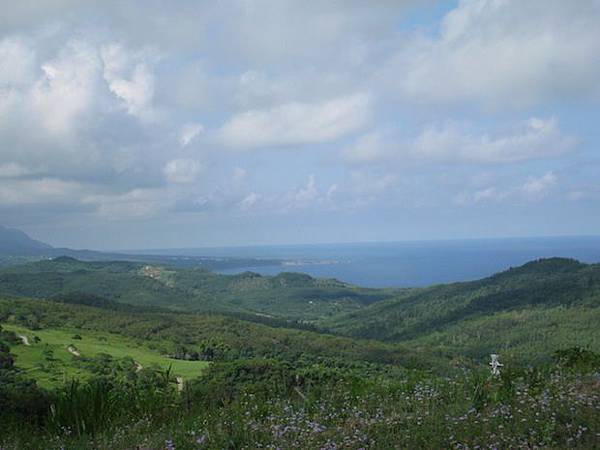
[
  {"x1": 0, "y1": 226, "x2": 52, "y2": 255},
  {"x1": 0, "y1": 258, "x2": 599, "y2": 449},
  {"x1": 0, "y1": 296, "x2": 432, "y2": 372},
  {"x1": 320, "y1": 258, "x2": 600, "y2": 361},
  {"x1": 1, "y1": 256, "x2": 599, "y2": 362},
  {"x1": 0, "y1": 257, "x2": 396, "y2": 320}
]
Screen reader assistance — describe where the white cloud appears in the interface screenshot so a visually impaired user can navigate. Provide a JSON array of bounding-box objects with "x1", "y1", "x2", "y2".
[
  {"x1": 0, "y1": 177, "x2": 85, "y2": 205},
  {"x1": 385, "y1": 0, "x2": 600, "y2": 106},
  {"x1": 30, "y1": 41, "x2": 101, "y2": 136},
  {"x1": 1, "y1": 1, "x2": 597, "y2": 240},
  {"x1": 453, "y1": 187, "x2": 507, "y2": 206},
  {"x1": 84, "y1": 188, "x2": 167, "y2": 220},
  {"x1": 163, "y1": 159, "x2": 202, "y2": 184},
  {"x1": 239, "y1": 192, "x2": 261, "y2": 211},
  {"x1": 343, "y1": 117, "x2": 576, "y2": 166},
  {"x1": 521, "y1": 171, "x2": 557, "y2": 199},
  {"x1": 179, "y1": 122, "x2": 204, "y2": 147},
  {"x1": 454, "y1": 171, "x2": 558, "y2": 205},
  {"x1": 292, "y1": 174, "x2": 319, "y2": 208},
  {"x1": 100, "y1": 43, "x2": 156, "y2": 120},
  {"x1": 219, "y1": 93, "x2": 370, "y2": 148},
  {"x1": 414, "y1": 117, "x2": 575, "y2": 164}
]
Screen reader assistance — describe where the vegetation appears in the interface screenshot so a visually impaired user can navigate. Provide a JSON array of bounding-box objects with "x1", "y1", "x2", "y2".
[
  {"x1": 321, "y1": 258, "x2": 600, "y2": 353},
  {"x1": 0, "y1": 257, "x2": 599, "y2": 448},
  {"x1": 0, "y1": 257, "x2": 396, "y2": 320},
  {"x1": 1, "y1": 351, "x2": 598, "y2": 449},
  {"x1": 0, "y1": 298, "x2": 431, "y2": 369}
]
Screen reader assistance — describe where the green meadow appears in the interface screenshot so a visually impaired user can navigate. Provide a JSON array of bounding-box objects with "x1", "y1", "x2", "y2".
[{"x1": 2, "y1": 324, "x2": 208, "y2": 388}]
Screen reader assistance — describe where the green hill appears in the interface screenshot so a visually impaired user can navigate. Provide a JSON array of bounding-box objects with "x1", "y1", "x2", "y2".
[
  {"x1": 2, "y1": 257, "x2": 599, "y2": 363},
  {"x1": 1, "y1": 257, "x2": 599, "y2": 449},
  {"x1": 0, "y1": 296, "x2": 431, "y2": 371},
  {"x1": 320, "y1": 258, "x2": 600, "y2": 361},
  {"x1": 0, "y1": 257, "x2": 396, "y2": 320}
]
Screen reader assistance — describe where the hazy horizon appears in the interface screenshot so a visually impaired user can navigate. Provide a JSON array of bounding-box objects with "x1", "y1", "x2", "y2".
[{"x1": 116, "y1": 233, "x2": 600, "y2": 254}]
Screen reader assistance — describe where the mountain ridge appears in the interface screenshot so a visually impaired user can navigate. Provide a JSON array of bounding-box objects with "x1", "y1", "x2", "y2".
[{"x1": 0, "y1": 225, "x2": 52, "y2": 255}]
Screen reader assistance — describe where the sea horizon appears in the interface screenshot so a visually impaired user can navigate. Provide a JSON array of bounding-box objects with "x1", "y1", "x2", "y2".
[{"x1": 124, "y1": 235, "x2": 600, "y2": 288}]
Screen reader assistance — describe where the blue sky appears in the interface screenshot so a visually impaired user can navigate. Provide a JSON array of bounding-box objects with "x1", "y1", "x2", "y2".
[{"x1": 0, "y1": 0, "x2": 599, "y2": 250}]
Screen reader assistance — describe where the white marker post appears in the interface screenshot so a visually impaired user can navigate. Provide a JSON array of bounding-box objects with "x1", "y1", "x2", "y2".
[{"x1": 489, "y1": 354, "x2": 503, "y2": 376}]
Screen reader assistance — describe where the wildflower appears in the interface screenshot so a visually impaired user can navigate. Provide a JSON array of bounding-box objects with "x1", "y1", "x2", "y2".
[{"x1": 196, "y1": 435, "x2": 207, "y2": 445}]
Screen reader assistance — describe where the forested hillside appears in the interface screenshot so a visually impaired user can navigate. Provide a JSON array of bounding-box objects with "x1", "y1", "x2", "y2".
[
  {"x1": 320, "y1": 258, "x2": 600, "y2": 360},
  {"x1": 0, "y1": 257, "x2": 396, "y2": 320},
  {"x1": 1, "y1": 257, "x2": 599, "y2": 449}
]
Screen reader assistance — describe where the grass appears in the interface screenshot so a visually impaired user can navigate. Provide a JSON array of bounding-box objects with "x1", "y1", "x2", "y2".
[
  {"x1": 3, "y1": 363, "x2": 599, "y2": 449},
  {"x1": 2, "y1": 324, "x2": 209, "y2": 388}
]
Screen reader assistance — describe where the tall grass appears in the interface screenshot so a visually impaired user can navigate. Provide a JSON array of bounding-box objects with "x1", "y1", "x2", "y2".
[{"x1": 1, "y1": 350, "x2": 599, "y2": 449}]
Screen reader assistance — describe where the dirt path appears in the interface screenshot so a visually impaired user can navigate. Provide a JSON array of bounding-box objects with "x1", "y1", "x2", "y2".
[
  {"x1": 18, "y1": 334, "x2": 30, "y2": 346},
  {"x1": 67, "y1": 345, "x2": 81, "y2": 357}
]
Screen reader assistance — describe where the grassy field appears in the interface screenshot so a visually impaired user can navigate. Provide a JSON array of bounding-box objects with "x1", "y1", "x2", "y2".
[{"x1": 2, "y1": 324, "x2": 209, "y2": 388}]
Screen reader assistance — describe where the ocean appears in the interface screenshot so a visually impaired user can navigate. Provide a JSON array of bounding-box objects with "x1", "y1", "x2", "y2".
[{"x1": 144, "y1": 236, "x2": 600, "y2": 288}]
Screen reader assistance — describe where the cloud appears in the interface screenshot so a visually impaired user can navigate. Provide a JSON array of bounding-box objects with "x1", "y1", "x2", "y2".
[
  {"x1": 383, "y1": 0, "x2": 600, "y2": 106},
  {"x1": 238, "y1": 192, "x2": 262, "y2": 211},
  {"x1": 100, "y1": 43, "x2": 156, "y2": 120},
  {"x1": 179, "y1": 122, "x2": 204, "y2": 147},
  {"x1": 414, "y1": 118, "x2": 576, "y2": 164},
  {"x1": 453, "y1": 187, "x2": 507, "y2": 206},
  {"x1": 0, "y1": 177, "x2": 86, "y2": 206},
  {"x1": 291, "y1": 174, "x2": 319, "y2": 208},
  {"x1": 231, "y1": 175, "x2": 340, "y2": 214},
  {"x1": 454, "y1": 171, "x2": 558, "y2": 205},
  {"x1": 219, "y1": 93, "x2": 370, "y2": 148},
  {"x1": 343, "y1": 117, "x2": 576, "y2": 166},
  {"x1": 163, "y1": 159, "x2": 202, "y2": 184},
  {"x1": 0, "y1": 1, "x2": 597, "y2": 245},
  {"x1": 0, "y1": 36, "x2": 178, "y2": 193},
  {"x1": 83, "y1": 187, "x2": 171, "y2": 220},
  {"x1": 521, "y1": 171, "x2": 557, "y2": 199},
  {"x1": 30, "y1": 40, "x2": 101, "y2": 136}
]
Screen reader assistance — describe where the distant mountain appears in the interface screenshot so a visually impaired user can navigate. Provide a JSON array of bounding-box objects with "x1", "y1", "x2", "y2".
[
  {"x1": 0, "y1": 225, "x2": 283, "y2": 271},
  {"x1": 0, "y1": 225, "x2": 53, "y2": 255}
]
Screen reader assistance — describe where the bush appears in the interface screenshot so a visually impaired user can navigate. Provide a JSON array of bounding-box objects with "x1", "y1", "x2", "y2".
[{"x1": 553, "y1": 347, "x2": 600, "y2": 371}]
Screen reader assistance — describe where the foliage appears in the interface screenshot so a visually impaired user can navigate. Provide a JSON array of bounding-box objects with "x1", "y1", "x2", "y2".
[
  {"x1": 322, "y1": 258, "x2": 600, "y2": 347},
  {"x1": 1, "y1": 357, "x2": 599, "y2": 449},
  {"x1": 0, "y1": 257, "x2": 599, "y2": 448}
]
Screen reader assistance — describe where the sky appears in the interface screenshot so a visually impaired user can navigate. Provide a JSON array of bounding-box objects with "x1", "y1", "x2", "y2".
[{"x1": 0, "y1": 0, "x2": 599, "y2": 250}]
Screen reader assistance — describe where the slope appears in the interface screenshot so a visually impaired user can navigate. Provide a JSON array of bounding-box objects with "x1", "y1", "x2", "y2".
[
  {"x1": 321, "y1": 258, "x2": 600, "y2": 360},
  {"x1": 0, "y1": 257, "x2": 396, "y2": 320}
]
